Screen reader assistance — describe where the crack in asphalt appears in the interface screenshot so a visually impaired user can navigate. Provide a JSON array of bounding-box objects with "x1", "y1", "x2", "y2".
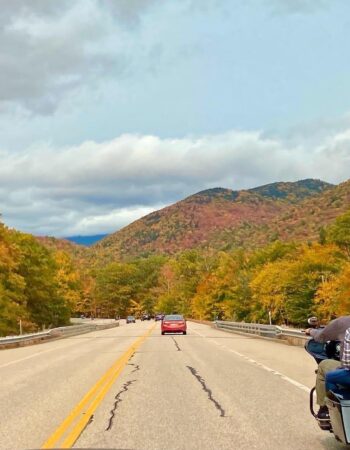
[
  {"x1": 186, "y1": 366, "x2": 225, "y2": 417},
  {"x1": 171, "y1": 337, "x2": 181, "y2": 351},
  {"x1": 105, "y1": 361, "x2": 141, "y2": 431},
  {"x1": 86, "y1": 414, "x2": 94, "y2": 429},
  {"x1": 129, "y1": 363, "x2": 140, "y2": 374},
  {"x1": 77, "y1": 413, "x2": 94, "y2": 441},
  {"x1": 106, "y1": 380, "x2": 137, "y2": 431}
]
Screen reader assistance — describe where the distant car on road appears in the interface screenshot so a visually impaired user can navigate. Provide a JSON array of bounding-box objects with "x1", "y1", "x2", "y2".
[
  {"x1": 126, "y1": 316, "x2": 136, "y2": 324},
  {"x1": 155, "y1": 314, "x2": 164, "y2": 321},
  {"x1": 161, "y1": 314, "x2": 187, "y2": 335},
  {"x1": 141, "y1": 314, "x2": 151, "y2": 321}
]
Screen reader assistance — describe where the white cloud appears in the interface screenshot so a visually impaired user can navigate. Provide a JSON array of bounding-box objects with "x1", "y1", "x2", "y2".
[
  {"x1": 0, "y1": 128, "x2": 349, "y2": 236},
  {"x1": 0, "y1": 0, "x2": 222, "y2": 115},
  {"x1": 0, "y1": 0, "x2": 158, "y2": 114},
  {"x1": 65, "y1": 205, "x2": 160, "y2": 237}
]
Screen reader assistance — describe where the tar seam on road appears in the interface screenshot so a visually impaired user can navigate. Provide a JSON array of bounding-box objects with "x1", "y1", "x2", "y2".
[
  {"x1": 172, "y1": 337, "x2": 181, "y2": 351},
  {"x1": 106, "y1": 379, "x2": 137, "y2": 431},
  {"x1": 187, "y1": 366, "x2": 225, "y2": 417}
]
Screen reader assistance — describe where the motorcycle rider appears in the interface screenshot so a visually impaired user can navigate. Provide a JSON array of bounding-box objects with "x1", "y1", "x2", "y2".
[
  {"x1": 325, "y1": 327, "x2": 350, "y2": 394},
  {"x1": 305, "y1": 315, "x2": 350, "y2": 419}
]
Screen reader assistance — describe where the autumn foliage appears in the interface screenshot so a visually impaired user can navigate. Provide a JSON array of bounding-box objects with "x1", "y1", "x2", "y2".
[
  {"x1": 2, "y1": 180, "x2": 350, "y2": 336},
  {"x1": 0, "y1": 223, "x2": 82, "y2": 336},
  {"x1": 88, "y1": 209, "x2": 350, "y2": 326}
]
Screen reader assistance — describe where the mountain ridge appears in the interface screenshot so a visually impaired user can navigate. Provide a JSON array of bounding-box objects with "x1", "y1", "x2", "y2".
[{"x1": 92, "y1": 178, "x2": 338, "y2": 261}]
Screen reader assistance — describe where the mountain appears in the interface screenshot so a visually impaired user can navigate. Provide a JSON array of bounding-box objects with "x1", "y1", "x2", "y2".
[
  {"x1": 93, "y1": 179, "x2": 337, "y2": 260},
  {"x1": 36, "y1": 235, "x2": 89, "y2": 260},
  {"x1": 260, "y1": 179, "x2": 350, "y2": 242},
  {"x1": 66, "y1": 234, "x2": 107, "y2": 246},
  {"x1": 249, "y1": 178, "x2": 331, "y2": 200}
]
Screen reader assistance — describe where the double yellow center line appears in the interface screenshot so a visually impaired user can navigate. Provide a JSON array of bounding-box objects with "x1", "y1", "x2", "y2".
[{"x1": 41, "y1": 324, "x2": 156, "y2": 449}]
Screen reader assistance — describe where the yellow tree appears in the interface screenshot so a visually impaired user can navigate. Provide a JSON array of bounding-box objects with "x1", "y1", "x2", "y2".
[
  {"x1": 191, "y1": 251, "x2": 251, "y2": 321},
  {"x1": 250, "y1": 259, "x2": 291, "y2": 323},
  {"x1": 315, "y1": 263, "x2": 350, "y2": 320},
  {"x1": 250, "y1": 243, "x2": 344, "y2": 325},
  {"x1": 0, "y1": 223, "x2": 29, "y2": 335},
  {"x1": 54, "y1": 251, "x2": 82, "y2": 312},
  {"x1": 191, "y1": 273, "x2": 219, "y2": 320},
  {"x1": 78, "y1": 271, "x2": 96, "y2": 316}
]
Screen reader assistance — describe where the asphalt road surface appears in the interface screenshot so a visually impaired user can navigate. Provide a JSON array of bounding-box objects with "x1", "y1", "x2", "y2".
[{"x1": 0, "y1": 321, "x2": 346, "y2": 450}]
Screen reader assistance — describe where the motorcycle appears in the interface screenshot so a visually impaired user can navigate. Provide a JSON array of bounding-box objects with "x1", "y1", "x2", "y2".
[{"x1": 304, "y1": 322, "x2": 350, "y2": 445}]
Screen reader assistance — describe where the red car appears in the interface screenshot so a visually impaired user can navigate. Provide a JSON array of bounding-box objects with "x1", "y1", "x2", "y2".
[{"x1": 161, "y1": 314, "x2": 187, "y2": 335}]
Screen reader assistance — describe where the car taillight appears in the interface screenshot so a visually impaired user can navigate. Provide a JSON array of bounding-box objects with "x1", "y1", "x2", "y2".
[{"x1": 163, "y1": 321, "x2": 171, "y2": 325}]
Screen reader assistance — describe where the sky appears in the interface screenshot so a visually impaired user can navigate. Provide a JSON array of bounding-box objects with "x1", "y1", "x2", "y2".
[{"x1": 1, "y1": 0, "x2": 350, "y2": 237}]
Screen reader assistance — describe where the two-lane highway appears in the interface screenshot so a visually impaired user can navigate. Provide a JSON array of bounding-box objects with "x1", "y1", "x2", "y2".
[
  {"x1": 0, "y1": 321, "x2": 344, "y2": 449},
  {"x1": 0, "y1": 321, "x2": 152, "y2": 450}
]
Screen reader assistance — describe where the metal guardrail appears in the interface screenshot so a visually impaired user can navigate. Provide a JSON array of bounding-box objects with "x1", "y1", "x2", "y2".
[
  {"x1": 215, "y1": 321, "x2": 308, "y2": 340},
  {"x1": 275, "y1": 325, "x2": 308, "y2": 339},
  {"x1": 0, "y1": 322, "x2": 119, "y2": 347},
  {"x1": 1, "y1": 320, "x2": 306, "y2": 347},
  {"x1": 0, "y1": 331, "x2": 51, "y2": 344},
  {"x1": 50, "y1": 323, "x2": 100, "y2": 336},
  {"x1": 215, "y1": 321, "x2": 277, "y2": 337}
]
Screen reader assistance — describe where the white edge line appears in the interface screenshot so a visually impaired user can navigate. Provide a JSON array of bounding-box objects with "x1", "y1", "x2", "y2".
[{"x1": 190, "y1": 327, "x2": 310, "y2": 393}]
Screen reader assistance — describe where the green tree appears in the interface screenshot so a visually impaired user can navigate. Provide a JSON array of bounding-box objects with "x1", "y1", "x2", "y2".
[
  {"x1": 14, "y1": 233, "x2": 71, "y2": 327},
  {"x1": 95, "y1": 263, "x2": 139, "y2": 317},
  {"x1": 0, "y1": 223, "x2": 28, "y2": 335},
  {"x1": 327, "y1": 210, "x2": 350, "y2": 256}
]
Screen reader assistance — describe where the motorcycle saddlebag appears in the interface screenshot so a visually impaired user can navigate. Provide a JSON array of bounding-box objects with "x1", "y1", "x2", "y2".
[{"x1": 326, "y1": 391, "x2": 350, "y2": 444}]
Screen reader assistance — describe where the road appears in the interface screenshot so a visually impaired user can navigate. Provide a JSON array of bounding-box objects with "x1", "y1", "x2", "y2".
[{"x1": 0, "y1": 321, "x2": 345, "y2": 450}]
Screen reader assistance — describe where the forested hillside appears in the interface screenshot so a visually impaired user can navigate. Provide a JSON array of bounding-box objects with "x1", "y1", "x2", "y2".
[
  {"x1": 93, "y1": 179, "x2": 334, "y2": 261},
  {"x1": 0, "y1": 223, "x2": 83, "y2": 336},
  {"x1": 80, "y1": 179, "x2": 350, "y2": 327},
  {"x1": 89, "y1": 209, "x2": 350, "y2": 326},
  {"x1": 2, "y1": 178, "x2": 350, "y2": 336}
]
